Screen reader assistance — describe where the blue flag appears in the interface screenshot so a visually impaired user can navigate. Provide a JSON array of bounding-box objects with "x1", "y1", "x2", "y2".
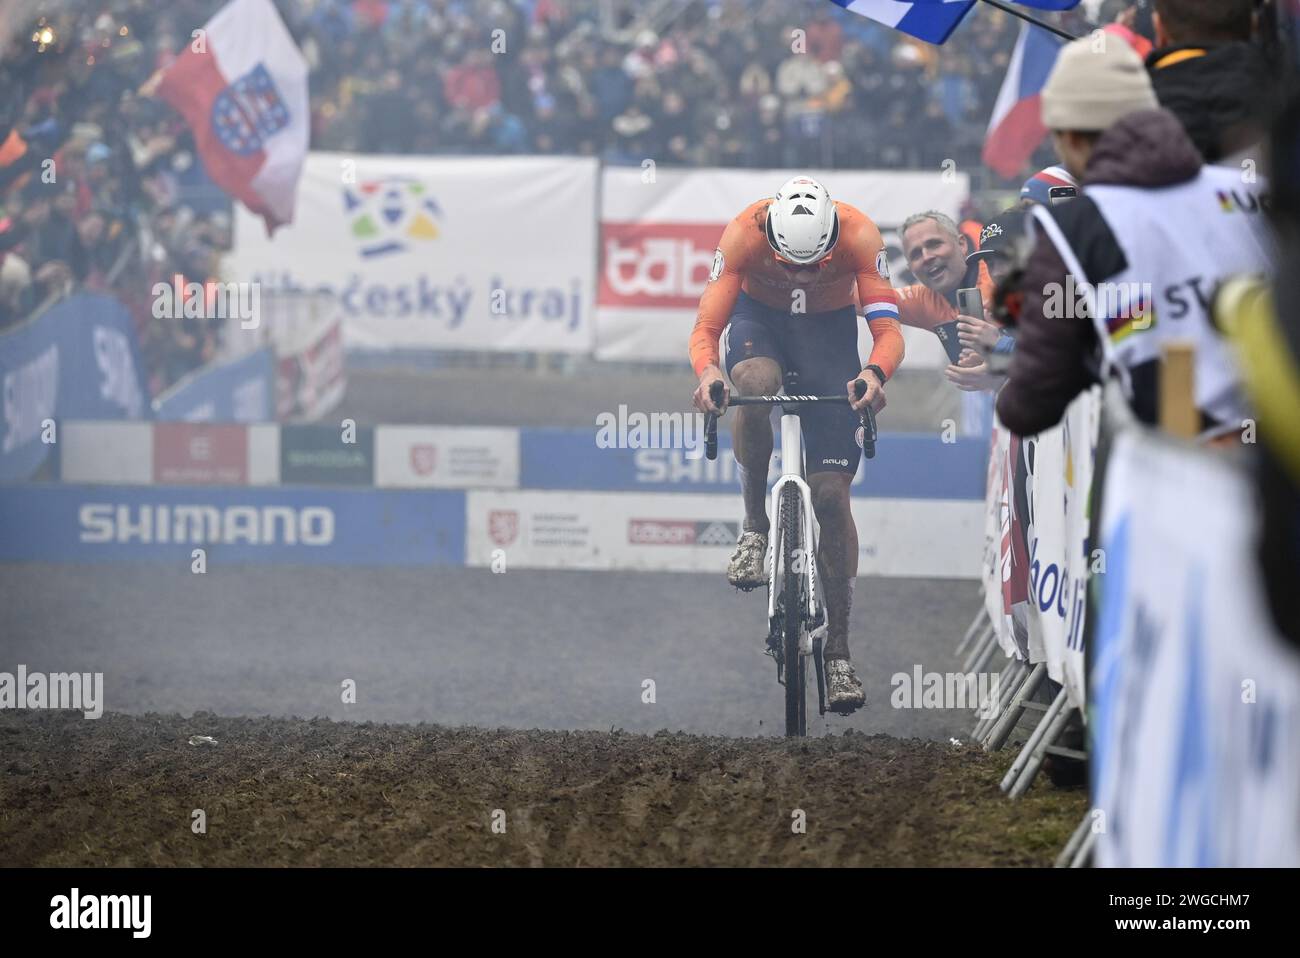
[
  {"x1": 908, "y1": 0, "x2": 1080, "y2": 6},
  {"x1": 827, "y1": 1, "x2": 977, "y2": 45},
  {"x1": 828, "y1": 0, "x2": 1083, "y2": 46},
  {"x1": 1004, "y1": 1, "x2": 1081, "y2": 9}
]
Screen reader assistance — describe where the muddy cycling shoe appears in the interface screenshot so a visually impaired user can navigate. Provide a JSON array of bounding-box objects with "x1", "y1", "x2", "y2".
[
  {"x1": 726, "y1": 531, "x2": 768, "y2": 591},
  {"x1": 825, "y1": 659, "x2": 865, "y2": 714}
]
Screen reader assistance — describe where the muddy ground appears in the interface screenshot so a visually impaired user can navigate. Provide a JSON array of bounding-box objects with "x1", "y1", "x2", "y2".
[{"x1": 1, "y1": 710, "x2": 1085, "y2": 867}]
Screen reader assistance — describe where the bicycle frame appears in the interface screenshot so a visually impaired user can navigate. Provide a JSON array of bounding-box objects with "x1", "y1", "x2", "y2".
[
  {"x1": 766, "y1": 409, "x2": 823, "y2": 656},
  {"x1": 703, "y1": 376, "x2": 876, "y2": 732}
]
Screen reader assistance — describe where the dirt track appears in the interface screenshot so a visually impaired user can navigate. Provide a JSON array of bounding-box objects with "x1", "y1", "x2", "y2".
[{"x1": 0, "y1": 710, "x2": 1084, "y2": 867}]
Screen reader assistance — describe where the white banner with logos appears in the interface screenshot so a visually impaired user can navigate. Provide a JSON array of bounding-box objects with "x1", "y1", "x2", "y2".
[
  {"x1": 1021, "y1": 390, "x2": 1097, "y2": 708},
  {"x1": 980, "y1": 391, "x2": 1096, "y2": 706},
  {"x1": 232, "y1": 153, "x2": 597, "y2": 353},
  {"x1": 375, "y1": 426, "x2": 519, "y2": 489},
  {"x1": 1092, "y1": 430, "x2": 1300, "y2": 867},
  {"x1": 597, "y1": 166, "x2": 970, "y2": 365},
  {"x1": 982, "y1": 420, "x2": 1010, "y2": 653},
  {"x1": 466, "y1": 489, "x2": 981, "y2": 577},
  {"x1": 1060, "y1": 392, "x2": 1097, "y2": 709}
]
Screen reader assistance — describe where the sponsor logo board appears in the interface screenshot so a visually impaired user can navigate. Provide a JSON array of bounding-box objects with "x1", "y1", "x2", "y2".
[
  {"x1": 375, "y1": 426, "x2": 519, "y2": 488},
  {"x1": 153, "y1": 422, "x2": 249, "y2": 484}
]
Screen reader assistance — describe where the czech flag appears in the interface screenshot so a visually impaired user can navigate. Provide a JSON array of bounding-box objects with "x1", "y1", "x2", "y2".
[
  {"x1": 157, "y1": 0, "x2": 309, "y2": 233},
  {"x1": 981, "y1": 23, "x2": 1065, "y2": 179}
]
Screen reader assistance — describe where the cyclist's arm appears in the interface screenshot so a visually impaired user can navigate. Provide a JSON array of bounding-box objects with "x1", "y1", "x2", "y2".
[
  {"x1": 853, "y1": 224, "x2": 904, "y2": 381},
  {"x1": 689, "y1": 219, "x2": 748, "y2": 377}
]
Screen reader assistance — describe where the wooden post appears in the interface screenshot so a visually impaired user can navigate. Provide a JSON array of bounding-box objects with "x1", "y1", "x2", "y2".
[{"x1": 1160, "y1": 341, "x2": 1198, "y2": 439}]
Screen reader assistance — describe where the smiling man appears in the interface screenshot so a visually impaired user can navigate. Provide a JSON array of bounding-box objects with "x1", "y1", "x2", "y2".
[
  {"x1": 896, "y1": 210, "x2": 994, "y2": 333},
  {"x1": 896, "y1": 211, "x2": 997, "y2": 397}
]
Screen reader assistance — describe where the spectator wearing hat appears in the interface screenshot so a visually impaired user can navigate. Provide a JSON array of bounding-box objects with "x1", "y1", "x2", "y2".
[
  {"x1": 957, "y1": 209, "x2": 1030, "y2": 364},
  {"x1": 996, "y1": 33, "x2": 1272, "y2": 440}
]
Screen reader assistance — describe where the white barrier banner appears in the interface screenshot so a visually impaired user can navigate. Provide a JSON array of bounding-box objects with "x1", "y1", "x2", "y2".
[
  {"x1": 232, "y1": 153, "x2": 597, "y2": 353},
  {"x1": 1022, "y1": 392, "x2": 1097, "y2": 707},
  {"x1": 984, "y1": 391, "x2": 1097, "y2": 704},
  {"x1": 983, "y1": 419, "x2": 1010, "y2": 654},
  {"x1": 597, "y1": 167, "x2": 969, "y2": 364},
  {"x1": 1092, "y1": 431, "x2": 1300, "y2": 867},
  {"x1": 1025, "y1": 427, "x2": 1065, "y2": 673},
  {"x1": 466, "y1": 490, "x2": 981, "y2": 578},
  {"x1": 1060, "y1": 389, "x2": 1099, "y2": 708}
]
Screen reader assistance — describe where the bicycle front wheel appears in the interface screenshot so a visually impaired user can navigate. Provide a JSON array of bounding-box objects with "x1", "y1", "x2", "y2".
[{"x1": 781, "y1": 483, "x2": 807, "y2": 737}]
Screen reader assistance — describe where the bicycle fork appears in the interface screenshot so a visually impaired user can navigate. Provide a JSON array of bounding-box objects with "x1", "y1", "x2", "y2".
[{"x1": 766, "y1": 471, "x2": 829, "y2": 715}]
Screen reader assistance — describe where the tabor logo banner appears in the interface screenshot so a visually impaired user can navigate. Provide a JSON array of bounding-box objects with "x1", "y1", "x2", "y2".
[
  {"x1": 231, "y1": 153, "x2": 597, "y2": 353},
  {"x1": 596, "y1": 167, "x2": 970, "y2": 364}
]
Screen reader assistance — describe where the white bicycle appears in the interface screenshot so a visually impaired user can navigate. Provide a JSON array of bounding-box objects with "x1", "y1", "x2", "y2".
[{"x1": 705, "y1": 373, "x2": 877, "y2": 737}]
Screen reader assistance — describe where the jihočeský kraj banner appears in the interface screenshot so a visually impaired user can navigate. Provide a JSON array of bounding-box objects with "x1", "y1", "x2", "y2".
[{"x1": 231, "y1": 154, "x2": 598, "y2": 353}]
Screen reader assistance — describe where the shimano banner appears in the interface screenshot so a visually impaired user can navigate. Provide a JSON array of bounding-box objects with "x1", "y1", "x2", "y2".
[
  {"x1": 0, "y1": 293, "x2": 149, "y2": 481},
  {"x1": 0, "y1": 483, "x2": 465, "y2": 565}
]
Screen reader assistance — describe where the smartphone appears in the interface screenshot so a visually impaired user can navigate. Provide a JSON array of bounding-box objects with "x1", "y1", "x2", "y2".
[
  {"x1": 933, "y1": 321, "x2": 965, "y2": 364},
  {"x1": 956, "y1": 287, "x2": 984, "y2": 320},
  {"x1": 1131, "y1": 0, "x2": 1156, "y2": 43},
  {"x1": 935, "y1": 287, "x2": 985, "y2": 365},
  {"x1": 1049, "y1": 185, "x2": 1079, "y2": 205}
]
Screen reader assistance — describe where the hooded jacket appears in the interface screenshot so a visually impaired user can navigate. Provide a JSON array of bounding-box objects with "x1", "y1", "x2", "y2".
[
  {"x1": 996, "y1": 108, "x2": 1219, "y2": 436},
  {"x1": 1146, "y1": 43, "x2": 1270, "y2": 163}
]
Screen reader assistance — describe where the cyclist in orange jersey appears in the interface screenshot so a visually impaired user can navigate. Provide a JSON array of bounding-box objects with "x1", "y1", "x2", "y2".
[{"x1": 688, "y1": 175, "x2": 904, "y2": 713}]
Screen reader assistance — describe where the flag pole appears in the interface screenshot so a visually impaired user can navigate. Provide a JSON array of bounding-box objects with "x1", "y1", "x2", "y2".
[{"x1": 977, "y1": 0, "x2": 1079, "y2": 42}]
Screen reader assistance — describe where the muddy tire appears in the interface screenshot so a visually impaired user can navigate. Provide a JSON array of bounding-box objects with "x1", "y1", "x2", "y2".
[{"x1": 782, "y1": 483, "x2": 806, "y2": 737}]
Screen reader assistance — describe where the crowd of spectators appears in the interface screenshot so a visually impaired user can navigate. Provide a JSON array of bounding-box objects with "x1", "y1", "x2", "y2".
[
  {"x1": 305, "y1": 0, "x2": 1036, "y2": 171},
  {"x1": 0, "y1": 0, "x2": 1087, "y2": 390}
]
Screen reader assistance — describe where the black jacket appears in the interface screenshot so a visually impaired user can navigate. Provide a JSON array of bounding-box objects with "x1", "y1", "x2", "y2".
[{"x1": 1146, "y1": 43, "x2": 1270, "y2": 163}]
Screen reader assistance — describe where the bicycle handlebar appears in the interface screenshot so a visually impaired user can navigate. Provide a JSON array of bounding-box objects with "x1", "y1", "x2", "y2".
[{"x1": 704, "y1": 378, "x2": 878, "y2": 462}]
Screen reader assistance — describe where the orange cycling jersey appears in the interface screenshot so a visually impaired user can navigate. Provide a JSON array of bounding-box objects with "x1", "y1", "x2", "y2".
[{"x1": 688, "y1": 199, "x2": 904, "y2": 378}]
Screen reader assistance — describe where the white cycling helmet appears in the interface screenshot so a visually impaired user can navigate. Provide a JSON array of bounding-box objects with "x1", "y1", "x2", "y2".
[{"x1": 765, "y1": 175, "x2": 840, "y2": 265}]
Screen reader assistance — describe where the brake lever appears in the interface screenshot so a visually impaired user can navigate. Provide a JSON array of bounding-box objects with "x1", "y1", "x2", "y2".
[
  {"x1": 853, "y1": 378, "x2": 878, "y2": 460},
  {"x1": 705, "y1": 380, "x2": 726, "y2": 461}
]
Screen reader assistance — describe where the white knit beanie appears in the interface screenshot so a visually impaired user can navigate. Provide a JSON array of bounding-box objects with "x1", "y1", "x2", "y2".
[{"x1": 1040, "y1": 34, "x2": 1159, "y2": 132}]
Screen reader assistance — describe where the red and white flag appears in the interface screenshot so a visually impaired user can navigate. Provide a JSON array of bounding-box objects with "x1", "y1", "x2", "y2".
[{"x1": 157, "y1": 0, "x2": 309, "y2": 233}]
